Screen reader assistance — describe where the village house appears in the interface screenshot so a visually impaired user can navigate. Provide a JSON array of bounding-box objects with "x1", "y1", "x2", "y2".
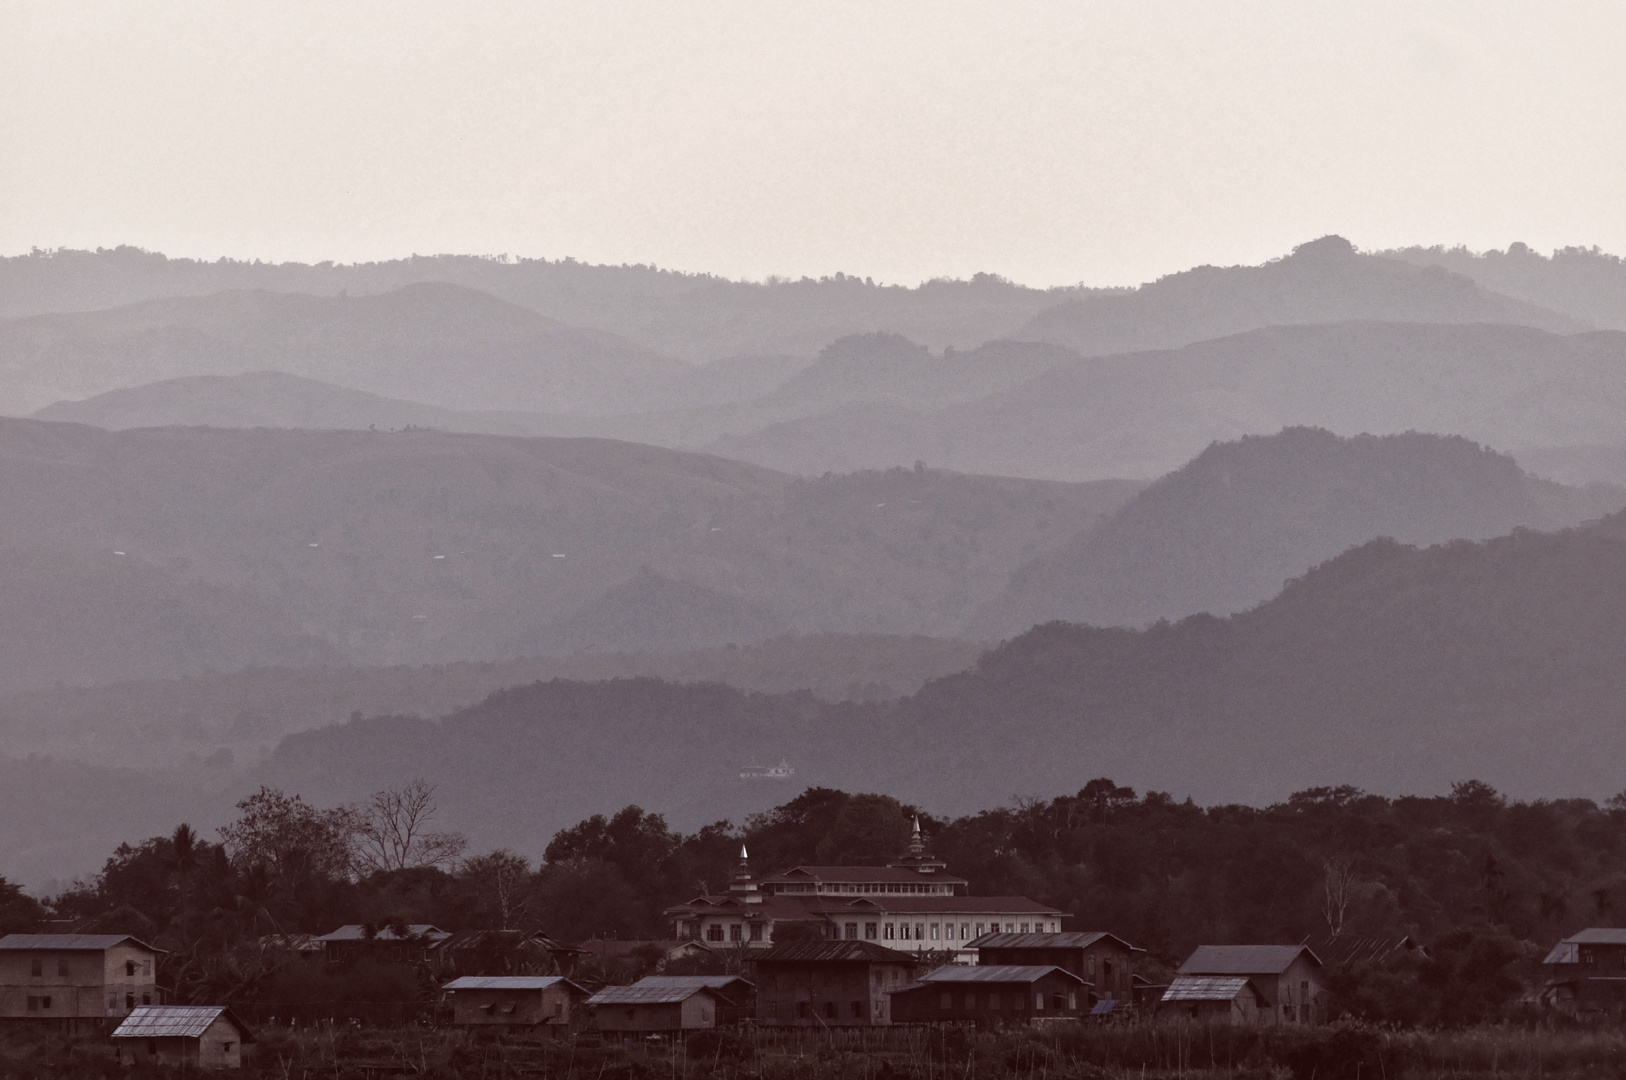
[
  {"x1": 750, "y1": 940, "x2": 916, "y2": 1026},
  {"x1": 1158, "y1": 975, "x2": 1267, "y2": 1023},
  {"x1": 312, "y1": 924, "x2": 451, "y2": 965},
  {"x1": 587, "y1": 983, "x2": 726, "y2": 1035},
  {"x1": 442, "y1": 975, "x2": 588, "y2": 1032},
  {"x1": 0, "y1": 934, "x2": 164, "y2": 1031},
  {"x1": 430, "y1": 930, "x2": 576, "y2": 978},
  {"x1": 1175, "y1": 945, "x2": 1327, "y2": 1025},
  {"x1": 1542, "y1": 928, "x2": 1626, "y2": 1014},
  {"x1": 971, "y1": 931, "x2": 1142, "y2": 1005},
  {"x1": 665, "y1": 824, "x2": 1065, "y2": 959},
  {"x1": 633, "y1": 975, "x2": 756, "y2": 1025},
  {"x1": 111, "y1": 1005, "x2": 254, "y2": 1070},
  {"x1": 886, "y1": 965, "x2": 1089, "y2": 1026}
]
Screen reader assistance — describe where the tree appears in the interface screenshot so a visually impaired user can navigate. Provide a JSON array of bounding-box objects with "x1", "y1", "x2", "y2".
[
  {"x1": 353, "y1": 779, "x2": 467, "y2": 873},
  {"x1": 814, "y1": 794, "x2": 910, "y2": 864},
  {"x1": 0, "y1": 875, "x2": 44, "y2": 935},
  {"x1": 218, "y1": 787, "x2": 357, "y2": 892},
  {"x1": 1321, "y1": 857, "x2": 1356, "y2": 937},
  {"x1": 460, "y1": 850, "x2": 531, "y2": 930}
]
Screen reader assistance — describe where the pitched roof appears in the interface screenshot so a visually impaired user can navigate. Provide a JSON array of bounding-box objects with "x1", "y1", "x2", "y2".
[
  {"x1": 1162, "y1": 975, "x2": 1257, "y2": 1003},
  {"x1": 1302, "y1": 934, "x2": 1423, "y2": 967},
  {"x1": 752, "y1": 940, "x2": 915, "y2": 964},
  {"x1": 916, "y1": 965, "x2": 1085, "y2": 985},
  {"x1": 112, "y1": 1006, "x2": 253, "y2": 1041},
  {"x1": 313, "y1": 924, "x2": 449, "y2": 943},
  {"x1": 762, "y1": 867, "x2": 967, "y2": 885},
  {"x1": 971, "y1": 931, "x2": 1144, "y2": 953},
  {"x1": 587, "y1": 984, "x2": 724, "y2": 1006},
  {"x1": 443, "y1": 976, "x2": 586, "y2": 993},
  {"x1": 634, "y1": 975, "x2": 755, "y2": 992},
  {"x1": 1179, "y1": 945, "x2": 1320, "y2": 976},
  {"x1": 1565, "y1": 928, "x2": 1626, "y2": 945},
  {"x1": 0, "y1": 934, "x2": 164, "y2": 953}
]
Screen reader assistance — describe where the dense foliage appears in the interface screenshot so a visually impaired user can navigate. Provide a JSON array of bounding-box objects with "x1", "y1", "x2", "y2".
[{"x1": 11, "y1": 777, "x2": 1626, "y2": 1027}]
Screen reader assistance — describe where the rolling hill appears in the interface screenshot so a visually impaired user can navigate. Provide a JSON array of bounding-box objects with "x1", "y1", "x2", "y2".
[
  {"x1": 0, "y1": 417, "x2": 1132, "y2": 690},
  {"x1": 977, "y1": 428, "x2": 1626, "y2": 634},
  {"x1": 704, "y1": 322, "x2": 1626, "y2": 481},
  {"x1": 0, "y1": 283, "x2": 690, "y2": 416},
  {"x1": 1016, "y1": 235, "x2": 1584, "y2": 356}
]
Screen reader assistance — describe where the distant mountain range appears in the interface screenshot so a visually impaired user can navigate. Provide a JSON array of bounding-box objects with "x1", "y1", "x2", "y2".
[
  {"x1": 0, "y1": 417, "x2": 1133, "y2": 690},
  {"x1": 977, "y1": 427, "x2": 1625, "y2": 634},
  {"x1": 241, "y1": 508, "x2": 1626, "y2": 864}
]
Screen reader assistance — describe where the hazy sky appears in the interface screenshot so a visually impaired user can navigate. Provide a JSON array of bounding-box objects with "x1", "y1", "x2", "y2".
[{"x1": 3, "y1": 1, "x2": 1623, "y2": 287}]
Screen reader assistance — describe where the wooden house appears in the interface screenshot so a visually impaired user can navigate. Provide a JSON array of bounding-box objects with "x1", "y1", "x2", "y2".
[
  {"x1": 111, "y1": 1005, "x2": 254, "y2": 1069},
  {"x1": 886, "y1": 965, "x2": 1088, "y2": 1026},
  {"x1": 587, "y1": 983, "x2": 725, "y2": 1034},
  {"x1": 442, "y1": 976, "x2": 587, "y2": 1032},
  {"x1": 1176, "y1": 945, "x2": 1327, "y2": 1025},
  {"x1": 632, "y1": 975, "x2": 755, "y2": 1025},
  {"x1": 1542, "y1": 928, "x2": 1626, "y2": 1014},
  {"x1": 0, "y1": 934, "x2": 164, "y2": 1032},
  {"x1": 1158, "y1": 976, "x2": 1267, "y2": 1023},
  {"x1": 971, "y1": 931, "x2": 1142, "y2": 1004},
  {"x1": 749, "y1": 940, "x2": 916, "y2": 1026}
]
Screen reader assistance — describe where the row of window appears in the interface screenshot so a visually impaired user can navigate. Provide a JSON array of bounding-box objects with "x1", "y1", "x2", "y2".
[
  {"x1": 25, "y1": 957, "x2": 149, "y2": 978},
  {"x1": 25, "y1": 993, "x2": 150, "y2": 1010},
  {"x1": 772, "y1": 883, "x2": 951, "y2": 895},
  {"x1": 851, "y1": 920, "x2": 1051, "y2": 942},
  {"x1": 695, "y1": 918, "x2": 1055, "y2": 943}
]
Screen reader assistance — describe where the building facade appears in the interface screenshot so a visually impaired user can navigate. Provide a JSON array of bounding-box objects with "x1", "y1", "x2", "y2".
[
  {"x1": 666, "y1": 824, "x2": 1065, "y2": 960},
  {"x1": 1175, "y1": 945, "x2": 1327, "y2": 1025},
  {"x1": 887, "y1": 965, "x2": 1088, "y2": 1026},
  {"x1": 971, "y1": 931, "x2": 1143, "y2": 1003},
  {"x1": 0, "y1": 934, "x2": 163, "y2": 1030},
  {"x1": 1542, "y1": 928, "x2": 1626, "y2": 1014},
  {"x1": 587, "y1": 984, "x2": 723, "y2": 1034},
  {"x1": 442, "y1": 976, "x2": 587, "y2": 1030},
  {"x1": 111, "y1": 1005, "x2": 253, "y2": 1069},
  {"x1": 751, "y1": 941, "x2": 917, "y2": 1026}
]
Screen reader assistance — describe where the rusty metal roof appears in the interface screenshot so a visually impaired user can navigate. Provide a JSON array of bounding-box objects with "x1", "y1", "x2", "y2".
[
  {"x1": 112, "y1": 1006, "x2": 254, "y2": 1041},
  {"x1": 0, "y1": 934, "x2": 163, "y2": 953},
  {"x1": 1179, "y1": 945, "x2": 1319, "y2": 975},
  {"x1": 635, "y1": 975, "x2": 755, "y2": 992},
  {"x1": 1162, "y1": 976, "x2": 1256, "y2": 1003},
  {"x1": 971, "y1": 931, "x2": 1144, "y2": 953}
]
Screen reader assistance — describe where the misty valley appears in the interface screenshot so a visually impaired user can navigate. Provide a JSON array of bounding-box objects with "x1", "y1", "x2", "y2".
[{"x1": 8, "y1": 238, "x2": 1626, "y2": 1071}]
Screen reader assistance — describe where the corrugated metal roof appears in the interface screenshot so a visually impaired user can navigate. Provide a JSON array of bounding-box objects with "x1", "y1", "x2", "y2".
[
  {"x1": 0, "y1": 934, "x2": 162, "y2": 953},
  {"x1": 313, "y1": 924, "x2": 449, "y2": 942},
  {"x1": 919, "y1": 965, "x2": 1084, "y2": 985},
  {"x1": 1179, "y1": 945, "x2": 1317, "y2": 975},
  {"x1": 112, "y1": 1006, "x2": 253, "y2": 1041},
  {"x1": 588, "y1": 985, "x2": 721, "y2": 1006},
  {"x1": 1566, "y1": 928, "x2": 1626, "y2": 945},
  {"x1": 1545, "y1": 941, "x2": 1580, "y2": 965},
  {"x1": 753, "y1": 940, "x2": 915, "y2": 964},
  {"x1": 971, "y1": 931, "x2": 1144, "y2": 953},
  {"x1": 1162, "y1": 976, "x2": 1254, "y2": 1003},
  {"x1": 443, "y1": 976, "x2": 585, "y2": 992},
  {"x1": 634, "y1": 976, "x2": 755, "y2": 991}
]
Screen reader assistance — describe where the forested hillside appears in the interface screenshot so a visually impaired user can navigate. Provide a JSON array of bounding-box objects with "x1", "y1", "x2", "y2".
[
  {"x1": 0, "y1": 417, "x2": 1127, "y2": 686},
  {"x1": 980, "y1": 428, "x2": 1626, "y2": 633}
]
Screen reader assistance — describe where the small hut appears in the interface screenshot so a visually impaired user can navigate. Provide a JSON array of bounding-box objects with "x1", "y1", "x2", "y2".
[
  {"x1": 111, "y1": 1005, "x2": 254, "y2": 1069},
  {"x1": 442, "y1": 975, "x2": 588, "y2": 1032}
]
